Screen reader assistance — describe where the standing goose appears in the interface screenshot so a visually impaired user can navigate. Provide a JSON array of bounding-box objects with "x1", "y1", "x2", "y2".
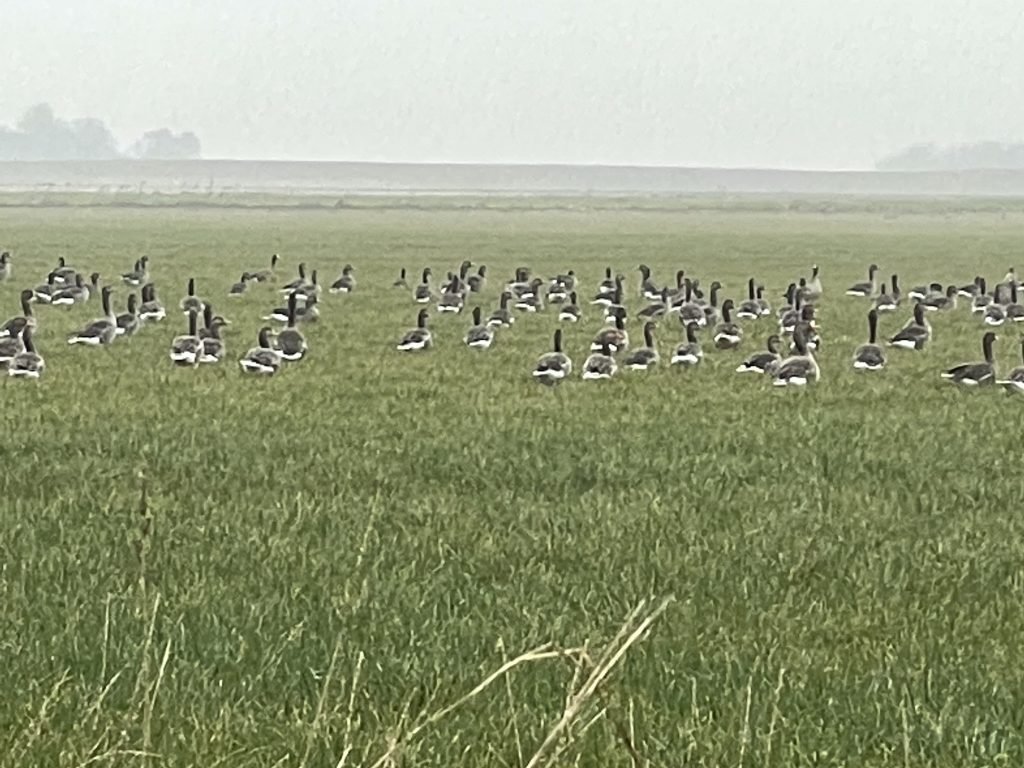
[
  {"x1": 7, "y1": 327, "x2": 44, "y2": 379},
  {"x1": 115, "y1": 294, "x2": 140, "y2": 337},
  {"x1": 996, "y1": 339, "x2": 1024, "y2": 393},
  {"x1": 486, "y1": 292, "x2": 515, "y2": 328},
  {"x1": 464, "y1": 306, "x2": 495, "y2": 349},
  {"x1": 888, "y1": 303, "x2": 932, "y2": 350},
  {"x1": 121, "y1": 256, "x2": 149, "y2": 286},
  {"x1": 736, "y1": 278, "x2": 761, "y2": 320},
  {"x1": 670, "y1": 322, "x2": 703, "y2": 367},
  {"x1": 637, "y1": 288, "x2": 669, "y2": 323},
  {"x1": 180, "y1": 277, "x2": 205, "y2": 315},
  {"x1": 228, "y1": 272, "x2": 251, "y2": 297},
  {"x1": 329, "y1": 265, "x2": 356, "y2": 294},
  {"x1": 777, "y1": 283, "x2": 797, "y2": 318},
  {"x1": 199, "y1": 322, "x2": 226, "y2": 364},
  {"x1": 239, "y1": 327, "x2": 282, "y2": 375},
  {"x1": 957, "y1": 276, "x2": 983, "y2": 298},
  {"x1": 852, "y1": 309, "x2": 886, "y2": 371},
  {"x1": 438, "y1": 276, "x2": 467, "y2": 314},
  {"x1": 779, "y1": 291, "x2": 803, "y2": 335},
  {"x1": 908, "y1": 281, "x2": 943, "y2": 302},
  {"x1": 983, "y1": 299, "x2": 1007, "y2": 327},
  {"x1": 513, "y1": 279, "x2": 545, "y2": 312},
  {"x1": 392, "y1": 267, "x2": 409, "y2": 289},
  {"x1": 32, "y1": 272, "x2": 59, "y2": 304},
  {"x1": 293, "y1": 269, "x2": 320, "y2": 302},
  {"x1": 1005, "y1": 283, "x2": 1024, "y2": 322},
  {"x1": 736, "y1": 335, "x2": 782, "y2": 374},
  {"x1": 281, "y1": 262, "x2": 308, "y2": 293},
  {"x1": 275, "y1": 294, "x2": 308, "y2": 361},
  {"x1": 920, "y1": 285, "x2": 957, "y2": 312},
  {"x1": 52, "y1": 256, "x2": 78, "y2": 286},
  {"x1": 623, "y1": 322, "x2": 660, "y2": 370},
  {"x1": 772, "y1": 327, "x2": 820, "y2": 387},
  {"x1": 804, "y1": 264, "x2": 823, "y2": 302},
  {"x1": 138, "y1": 283, "x2": 167, "y2": 322},
  {"x1": 252, "y1": 253, "x2": 280, "y2": 283},
  {"x1": 639, "y1": 264, "x2": 661, "y2": 301},
  {"x1": 51, "y1": 274, "x2": 90, "y2": 306},
  {"x1": 590, "y1": 314, "x2": 628, "y2": 353},
  {"x1": 198, "y1": 304, "x2": 231, "y2": 341},
  {"x1": 66, "y1": 285, "x2": 115, "y2": 345},
  {"x1": 700, "y1": 281, "x2": 723, "y2": 326},
  {"x1": 941, "y1": 332, "x2": 998, "y2": 387},
  {"x1": 678, "y1": 280, "x2": 706, "y2": 328},
  {"x1": 169, "y1": 309, "x2": 202, "y2": 366},
  {"x1": 581, "y1": 340, "x2": 618, "y2": 380},
  {"x1": 532, "y1": 328, "x2": 573, "y2": 385},
  {"x1": 713, "y1": 299, "x2": 743, "y2": 349},
  {"x1": 971, "y1": 278, "x2": 993, "y2": 313},
  {"x1": 558, "y1": 292, "x2": 581, "y2": 323},
  {"x1": 0, "y1": 290, "x2": 36, "y2": 338},
  {"x1": 755, "y1": 285, "x2": 771, "y2": 316},
  {"x1": 875, "y1": 274, "x2": 901, "y2": 312},
  {"x1": 846, "y1": 264, "x2": 879, "y2": 297},
  {"x1": 467, "y1": 265, "x2": 487, "y2": 293},
  {"x1": 413, "y1": 268, "x2": 433, "y2": 304},
  {"x1": 397, "y1": 309, "x2": 432, "y2": 352}
]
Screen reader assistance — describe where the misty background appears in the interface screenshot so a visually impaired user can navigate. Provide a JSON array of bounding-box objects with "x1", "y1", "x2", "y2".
[{"x1": 1, "y1": 0, "x2": 1022, "y2": 171}]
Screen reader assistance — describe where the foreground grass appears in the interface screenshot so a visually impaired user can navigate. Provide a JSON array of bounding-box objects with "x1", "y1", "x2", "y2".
[{"x1": 2, "y1": 204, "x2": 1024, "y2": 766}]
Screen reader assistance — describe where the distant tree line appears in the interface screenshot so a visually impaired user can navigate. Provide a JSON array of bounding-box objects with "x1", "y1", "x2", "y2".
[
  {"x1": 0, "y1": 103, "x2": 201, "y2": 161},
  {"x1": 877, "y1": 141, "x2": 1024, "y2": 171}
]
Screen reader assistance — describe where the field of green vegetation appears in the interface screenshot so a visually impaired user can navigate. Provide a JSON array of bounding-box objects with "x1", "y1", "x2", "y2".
[{"x1": 2, "y1": 201, "x2": 1024, "y2": 766}]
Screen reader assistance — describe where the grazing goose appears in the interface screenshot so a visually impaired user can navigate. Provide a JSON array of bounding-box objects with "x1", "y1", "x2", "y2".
[
  {"x1": 581, "y1": 340, "x2": 618, "y2": 380},
  {"x1": 7, "y1": 327, "x2": 44, "y2": 379},
  {"x1": 1006, "y1": 283, "x2": 1024, "y2": 322},
  {"x1": 772, "y1": 327, "x2": 820, "y2": 387},
  {"x1": 293, "y1": 269, "x2": 320, "y2": 302},
  {"x1": 228, "y1": 272, "x2": 251, "y2": 297},
  {"x1": 199, "y1": 322, "x2": 225, "y2": 364},
  {"x1": 121, "y1": 256, "x2": 150, "y2": 286},
  {"x1": 397, "y1": 309, "x2": 432, "y2": 352},
  {"x1": 713, "y1": 299, "x2": 743, "y2": 349},
  {"x1": 275, "y1": 294, "x2": 308, "y2": 361},
  {"x1": 983, "y1": 300, "x2": 1007, "y2": 327},
  {"x1": 1, "y1": 290, "x2": 37, "y2": 338},
  {"x1": 486, "y1": 292, "x2": 515, "y2": 328},
  {"x1": 852, "y1": 309, "x2": 886, "y2": 371},
  {"x1": 464, "y1": 307, "x2": 495, "y2": 349},
  {"x1": 265, "y1": 293, "x2": 315, "y2": 323},
  {"x1": 115, "y1": 294, "x2": 140, "y2": 337},
  {"x1": 239, "y1": 327, "x2": 282, "y2": 375},
  {"x1": 590, "y1": 314, "x2": 628, "y2": 353},
  {"x1": 942, "y1": 332, "x2": 997, "y2": 387},
  {"x1": 51, "y1": 273, "x2": 90, "y2": 306},
  {"x1": 294, "y1": 295, "x2": 320, "y2": 323},
  {"x1": 889, "y1": 303, "x2": 931, "y2": 350},
  {"x1": 513, "y1": 279, "x2": 545, "y2": 312},
  {"x1": 908, "y1": 281, "x2": 943, "y2": 302},
  {"x1": 957, "y1": 276, "x2": 983, "y2": 298},
  {"x1": 532, "y1": 328, "x2": 573, "y2": 385},
  {"x1": 180, "y1": 277, "x2": 205, "y2": 315},
  {"x1": 637, "y1": 288, "x2": 669, "y2": 323},
  {"x1": 671, "y1": 322, "x2": 703, "y2": 367},
  {"x1": 329, "y1": 265, "x2": 356, "y2": 294},
  {"x1": 169, "y1": 309, "x2": 202, "y2": 366},
  {"x1": 467, "y1": 265, "x2": 487, "y2": 293},
  {"x1": 875, "y1": 274, "x2": 900, "y2": 312},
  {"x1": 251, "y1": 253, "x2": 280, "y2": 283},
  {"x1": 558, "y1": 292, "x2": 581, "y2": 323},
  {"x1": 736, "y1": 334, "x2": 782, "y2": 374},
  {"x1": 846, "y1": 264, "x2": 879, "y2": 297},
  {"x1": 413, "y1": 268, "x2": 434, "y2": 304},
  {"x1": 996, "y1": 339, "x2": 1024, "y2": 393},
  {"x1": 32, "y1": 272, "x2": 59, "y2": 304},
  {"x1": 920, "y1": 285, "x2": 957, "y2": 312},
  {"x1": 0, "y1": 333, "x2": 25, "y2": 367},
  {"x1": 623, "y1": 322, "x2": 660, "y2": 370},
  {"x1": 551, "y1": 270, "x2": 578, "y2": 292},
  {"x1": 138, "y1": 283, "x2": 167, "y2": 322},
  {"x1": 736, "y1": 278, "x2": 761, "y2": 320},
  {"x1": 392, "y1": 267, "x2": 408, "y2": 289},
  {"x1": 281, "y1": 262, "x2": 308, "y2": 293},
  {"x1": 0, "y1": 251, "x2": 10, "y2": 282}
]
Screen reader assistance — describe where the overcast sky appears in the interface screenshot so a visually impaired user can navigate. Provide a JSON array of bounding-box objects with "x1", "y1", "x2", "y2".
[{"x1": 1, "y1": 0, "x2": 1022, "y2": 169}]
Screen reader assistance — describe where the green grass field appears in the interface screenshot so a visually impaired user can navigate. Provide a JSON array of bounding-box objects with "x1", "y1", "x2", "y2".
[{"x1": 2, "y1": 202, "x2": 1024, "y2": 767}]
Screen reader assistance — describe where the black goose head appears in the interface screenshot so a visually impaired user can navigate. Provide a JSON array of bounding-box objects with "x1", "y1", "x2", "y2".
[
  {"x1": 19, "y1": 289, "x2": 33, "y2": 313},
  {"x1": 604, "y1": 267, "x2": 612, "y2": 280},
  {"x1": 310, "y1": 269, "x2": 318, "y2": 285},
  {"x1": 271, "y1": 253, "x2": 279, "y2": 268},
  {"x1": 297, "y1": 262, "x2": 307, "y2": 279},
  {"x1": 90, "y1": 272, "x2": 100, "y2": 287},
  {"x1": 101, "y1": 286, "x2": 114, "y2": 314},
  {"x1": 643, "y1": 322, "x2": 655, "y2": 347},
  {"x1": 913, "y1": 302, "x2": 926, "y2": 325},
  {"x1": 258, "y1": 326, "x2": 273, "y2": 348},
  {"x1": 22, "y1": 326, "x2": 35, "y2": 353},
  {"x1": 756, "y1": 285, "x2": 765, "y2": 299},
  {"x1": 472, "y1": 306, "x2": 481, "y2": 325},
  {"x1": 187, "y1": 309, "x2": 198, "y2": 336},
  {"x1": 615, "y1": 314, "x2": 625, "y2": 332},
  {"x1": 478, "y1": 265, "x2": 487, "y2": 277},
  {"x1": 421, "y1": 267, "x2": 431, "y2": 283},
  {"x1": 459, "y1": 261, "x2": 471, "y2": 279},
  {"x1": 187, "y1": 277, "x2": 195, "y2": 296},
  {"x1": 766, "y1": 334, "x2": 781, "y2": 353},
  {"x1": 784, "y1": 282, "x2": 796, "y2": 303},
  {"x1": 399, "y1": 267, "x2": 406, "y2": 279},
  {"x1": 639, "y1": 264, "x2": 650, "y2": 279},
  {"x1": 946, "y1": 285, "x2": 957, "y2": 298},
  {"x1": 676, "y1": 269, "x2": 685, "y2": 287},
  {"x1": 867, "y1": 309, "x2": 878, "y2": 344},
  {"x1": 203, "y1": 303, "x2": 214, "y2": 328},
  {"x1": 127, "y1": 294, "x2": 138, "y2": 313},
  {"x1": 747, "y1": 278, "x2": 755, "y2": 300},
  {"x1": 982, "y1": 331, "x2": 997, "y2": 363},
  {"x1": 417, "y1": 309, "x2": 429, "y2": 329},
  {"x1": 721, "y1": 299, "x2": 734, "y2": 323},
  {"x1": 569, "y1": 291, "x2": 577, "y2": 305},
  {"x1": 709, "y1": 282, "x2": 721, "y2": 307},
  {"x1": 685, "y1": 322, "x2": 699, "y2": 344},
  {"x1": 553, "y1": 328, "x2": 563, "y2": 353},
  {"x1": 979, "y1": 277, "x2": 987, "y2": 295},
  {"x1": 286, "y1": 292, "x2": 298, "y2": 326},
  {"x1": 812, "y1": 264, "x2": 819, "y2": 278},
  {"x1": 891, "y1": 274, "x2": 899, "y2": 291},
  {"x1": 868, "y1": 263, "x2": 879, "y2": 278}
]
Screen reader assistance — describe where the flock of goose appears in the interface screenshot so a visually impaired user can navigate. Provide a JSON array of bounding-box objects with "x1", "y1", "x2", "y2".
[{"x1": 1, "y1": 247, "x2": 1023, "y2": 393}]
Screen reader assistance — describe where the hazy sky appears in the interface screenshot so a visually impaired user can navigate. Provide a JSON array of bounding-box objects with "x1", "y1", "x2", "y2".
[{"x1": 2, "y1": 0, "x2": 1022, "y2": 169}]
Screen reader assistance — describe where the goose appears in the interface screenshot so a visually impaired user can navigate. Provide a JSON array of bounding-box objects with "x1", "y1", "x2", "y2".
[
  {"x1": 637, "y1": 288, "x2": 669, "y2": 323},
  {"x1": 1006, "y1": 283, "x2": 1024, "y2": 322},
  {"x1": 700, "y1": 281, "x2": 722, "y2": 327},
  {"x1": 591, "y1": 272, "x2": 621, "y2": 307},
  {"x1": 228, "y1": 272, "x2": 251, "y2": 297},
  {"x1": 639, "y1": 264, "x2": 661, "y2": 301},
  {"x1": 971, "y1": 278, "x2": 993, "y2": 313},
  {"x1": 251, "y1": 253, "x2": 280, "y2": 283},
  {"x1": 846, "y1": 264, "x2": 879, "y2": 297},
  {"x1": 736, "y1": 335, "x2": 782, "y2": 374},
  {"x1": 467, "y1": 265, "x2": 487, "y2": 293},
  {"x1": 329, "y1": 265, "x2": 356, "y2": 294},
  {"x1": 779, "y1": 292, "x2": 804, "y2": 335},
  {"x1": 503, "y1": 267, "x2": 534, "y2": 298},
  {"x1": 551, "y1": 270, "x2": 578, "y2": 292},
  {"x1": 292, "y1": 269, "x2": 320, "y2": 302},
  {"x1": 293, "y1": 294, "x2": 320, "y2": 323},
  {"x1": 0, "y1": 333, "x2": 25, "y2": 367},
  {"x1": 32, "y1": 272, "x2": 59, "y2": 304},
  {"x1": 1005, "y1": 267, "x2": 1019, "y2": 287},
  {"x1": 777, "y1": 283, "x2": 797, "y2": 318},
  {"x1": 957, "y1": 276, "x2": 983, "y2": 298},
  {"x1": 51, "y1": 273, "x2": 90, "y2": 306},
  {"x1": 790, "y1": 306, "x2": 821, "y2": 351},
  {"x1": 772, "y1": 327, "x2": 820, "y2": 387},
  {"x1": 486, "y1": 292, "x2": 515, "y2": 328},
  {"x1": 275, "y1": 294, "x2": 308, "y2": 361},
  {"x1": 677, "y1": 280, "x2": 706, "y2": 328},
  {"x1": 581, "y1": 340, "x2": 618, "y2": 380},
  {"x1": 875, "y1": 274, "x2": 901, "y2": 312},
  {"x1": 115, "y1": 294, "x2": 140, "y2": 337},
  {"x1": 413, "y1": 269, "x2": 434, "y2": 304},
  {"x1": 180, "y1": 277, "x2": 205, "y2": 315},
  {"x1": 7, "y1": 327, "x2": 44, "y2": 379},
  {"x1": 941, "y1": 332, "x2": 997, "y2": 387},
  {"x1": 281, "y1": 262, "x2": 308, "y2": 293},
  {"x1": 239, "y1": 326, "x2": 282, "y2": 375},
  {"x1": 545, "y1": 279, "x2": 569, "y2": 304},
  {"x1": 602, "y1": 285, "x2": 627, "y2": 323},
  {"x1": 920, "y1": 285, "x2": 957, "y2": 312},
  {"x1": 532, "y1": 329, "x2": 573, "y2": 385},
  {"x1": 121, "y1": 256, "x2": 150, "y2": 286},
  {"x1": 623, "y1": 322, "x2": 660, "y2": 370},
  {"x1": 198, "y1": 322, "x2": 225, "y2": 364},
  {"x1": 852, "y1": 309, "x2": 886, "y2": 371},
  {"x1": 0, "y1": 290, "x2": 37, "y2": 338},
  {"x1": 996, "y1": 339, "x2": 1024, "y2": 393},
  {"x1": 52, "y1": 256, "x2": 78, "y2": 286},
  {"x1": 667, "y1": 270, "x2": 688, "y2": 311},
  {"x1": 736, "y1": 278, "x2": 761, "y2": 320},
  {"x1": 198, "y1": 304, "x2": 231, "y2": 340},
  {"x1": 464, "y1": 307, "x2": 495, "y2": 349},
  {"x1": 756, "y1": 285, "x2": 771, "y2": 316},
  {"x1": 983, "y1": 300, "x2": 1006, "y2": 327},
  {"x1": 169, "y1": 309, "x2": 202, "y2": 366},
  {"x1": 713, "y1": 299, "x2": 743, "y2": 349},
  {"x1": 908, "y1": 281, "x2": 942, "y2": 302},
  {"x1": 513, "y1": 279, "x2": 545, "y2": 312},
  {"x1": 595, "y1": 267, "x2": 616, "y2": 298},
  {"x1": 590, "y1": 314, "x2": 628, "y2": 353},
  {"x1": 265, "y1": 292, "x2": 315, "y2": 323},
  {"x1": 67, "y1": 285, "x2": 117, "y2": 346},
  {"x1": 558, "y1": 292, "x2": 581, "y2": 323},
  {"x1": 397, "y1": 309, "x2": 432, "y2": 352},
  {"x1": 670, "y1": 322, "x2": 703, "y2": 367},
  {"x1": 392, "y1": 267, "x2": 408, "y2": 289},
  {"x1": 442, "y1": 261, "x2": 473, "y2": 295},
  {"x1": 0, "y1": 251, "x2": 9, "y2": 282},
  {"x1": 438, "y1": 278, "x2": 467, "y2": 313},
  {"x1": 888, "y1": 303, "x2": 931, "y2": 350},
  {"x1": 138, "y1": 283, "x2": 166, "y2": 322},
  {"x1": 804, "y1": 264, "x2": 823, "y2": 302}
]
